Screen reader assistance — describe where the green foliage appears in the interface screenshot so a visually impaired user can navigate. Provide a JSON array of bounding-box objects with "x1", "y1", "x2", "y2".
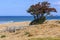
[
  {"x1": 38, "y1": 16, "x2": 46, "y2": 24},
  {"x1": 24, "y1": 32, "x2": 30, "y2": 35},
  {"x1": 0, "y1": 35, "x2": 6, "y2": 38},
  {"x1": 24, "y1": 32, "x2": 32, "y2": 37},
  {"x1": 27, "y1": 1, "x2": 57, "y2": 25},
  {"x1": 30, "y1": 16, "x2": 46, "y2": 25}
]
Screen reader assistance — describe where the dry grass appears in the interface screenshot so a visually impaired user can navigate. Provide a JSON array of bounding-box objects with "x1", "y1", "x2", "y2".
[
  {"x1": 29, "y1": 37, "x2": 60, "y2": 40},
  {"x1": 0, "y1": 20, "x2": 60, "y2": 40}
]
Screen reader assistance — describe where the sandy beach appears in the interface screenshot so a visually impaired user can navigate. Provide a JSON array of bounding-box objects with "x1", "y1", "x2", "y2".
[{"x1": 0, "y1": 20, "x2": 60, "y2": 40}]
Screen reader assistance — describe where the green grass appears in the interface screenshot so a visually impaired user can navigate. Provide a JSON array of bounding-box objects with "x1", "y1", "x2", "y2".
[
  {"x1": 24, "y1": 32, "x2": 30, "y2": 35},
  {"x1": 0, "y1": 35, "x2": 6, "y2": 38},
  {"x1": 29, "y1": 37, "x2": 60, "y2": 40},
  {"x1": 24, "y1": 32, "x2": 33, "y2": 37}
]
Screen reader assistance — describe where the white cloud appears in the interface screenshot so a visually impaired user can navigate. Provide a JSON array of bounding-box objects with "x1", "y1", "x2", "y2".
[{"x1": 53, "y1": 1, "x2": 60, "y2": 5}]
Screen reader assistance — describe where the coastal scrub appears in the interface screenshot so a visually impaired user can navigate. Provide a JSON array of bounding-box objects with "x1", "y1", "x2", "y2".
[{"x1": 27, "y1": 1, "x2": 57, "y2": 25}]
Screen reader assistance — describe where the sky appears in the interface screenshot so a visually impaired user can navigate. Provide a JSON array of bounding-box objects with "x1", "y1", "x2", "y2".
[{"x1": 0, "y1": 0, "x2": 60, "y2": 16}]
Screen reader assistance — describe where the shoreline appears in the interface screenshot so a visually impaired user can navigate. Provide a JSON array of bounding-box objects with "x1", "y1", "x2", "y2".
[
  {"x1": 0, "y1": 20, "x2": 60, "y2": 29},
  {"x1": 0, "y1": 19, "x2": 60, "y2": 24},
  {"x1": 0, "y1": 21, "x2": 31, "y2": 24}
]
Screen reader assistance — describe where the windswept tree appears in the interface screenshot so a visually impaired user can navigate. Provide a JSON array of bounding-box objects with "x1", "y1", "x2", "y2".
[{"x1": 27, "y1": 1, "x2": 57, "y2": 25}]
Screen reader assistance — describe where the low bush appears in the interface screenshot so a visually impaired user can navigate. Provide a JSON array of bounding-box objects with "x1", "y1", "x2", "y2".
[
  {"x1": 30, "y1": 16, "x2": 46, "y2": 25},
  {"x1": 0, "y1": 35, "x2": 6, "y2": 38},
  {"x1": 24, "y1": 32, "x2": 32, "y2": 37}
]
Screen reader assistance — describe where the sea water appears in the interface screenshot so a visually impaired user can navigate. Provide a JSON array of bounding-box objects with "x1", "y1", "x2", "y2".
[{"x1": 0, "y1": 16, "x2": 60, "y2": 24}]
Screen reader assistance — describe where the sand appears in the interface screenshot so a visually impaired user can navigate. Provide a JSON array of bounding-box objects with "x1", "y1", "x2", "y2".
[{"x1": 0, "y1": 20, "x2": 60, "y2": 40}]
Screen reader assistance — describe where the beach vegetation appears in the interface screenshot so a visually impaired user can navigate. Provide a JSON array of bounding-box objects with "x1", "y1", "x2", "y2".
[
  {"x1": 27, "y1": 1, "x2": 57, "y2": 25},
  {"x1": 29, "y1": 37, "x2": 60, "y2": 40},
  {"x1": 0, "y1": 35, "x2": 6, "y2": 38},
  {"x1": 24, "y1": 32, "x2": 32, "y2": 37}
]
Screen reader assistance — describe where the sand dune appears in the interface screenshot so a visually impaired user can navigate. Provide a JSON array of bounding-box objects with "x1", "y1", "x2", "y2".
[{"x1": 0, "y1": 20, "x2": 60, "y2": 40}]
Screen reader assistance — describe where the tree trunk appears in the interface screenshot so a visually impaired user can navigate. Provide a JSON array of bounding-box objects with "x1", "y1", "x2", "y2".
[
  {"x1": 37, "y1": 15, "x2": 39, "y2": 19},
  {"x1": 40, "y1": 14, "x2": 44, "y2": 18},
  {"x1": 33, "y1": 15, "x2": 36, "y2": 20}
]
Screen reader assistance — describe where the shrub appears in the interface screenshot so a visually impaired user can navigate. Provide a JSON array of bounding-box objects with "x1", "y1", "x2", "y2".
[
  {"x1": 27, "y1": 1, "x2": 57, "y2": 25},
  {"x1": 24, "y1": 32, "x2": 32, "y2": 37},
  {"x1": 30, "y1": 16, "x2": 46, "y2": 25},
  {"x1": 1, "y1": 35, "x2": 6, "y2": 38}
]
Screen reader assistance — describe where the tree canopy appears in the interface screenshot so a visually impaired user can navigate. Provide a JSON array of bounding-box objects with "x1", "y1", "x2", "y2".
[
  {"x1": 27, "y1": 1, "x2": 57, "y2": 19},
  {"x1": 27, "y1": 1, "x2": 57, "y2": 25}
]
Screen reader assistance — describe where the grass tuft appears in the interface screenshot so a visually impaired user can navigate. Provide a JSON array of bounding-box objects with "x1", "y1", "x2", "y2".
[
  {"x1": 24, "y1": 32, "x2": 32, "y2": 37},
  {"x1": 0, "y1": 35, "x2": 6, "y2": 38},
  {"x1": 29, "y1": 37, "x2": 60, "y2": 40}
]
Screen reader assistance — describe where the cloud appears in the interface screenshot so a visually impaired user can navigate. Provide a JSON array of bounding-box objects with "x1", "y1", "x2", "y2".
[{"x1": 53, "y1": 1, "x2": 60, "y2": 5}]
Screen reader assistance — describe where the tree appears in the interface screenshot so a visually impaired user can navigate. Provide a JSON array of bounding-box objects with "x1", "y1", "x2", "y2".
[{"x1": 27, "y1": 1, "x2": 57, "y2": 25}]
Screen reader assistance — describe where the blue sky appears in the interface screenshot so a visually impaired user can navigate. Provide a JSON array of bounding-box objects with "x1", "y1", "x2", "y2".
[{"x1": 0, "y1": 0, "x2": 60, "y2": 16}]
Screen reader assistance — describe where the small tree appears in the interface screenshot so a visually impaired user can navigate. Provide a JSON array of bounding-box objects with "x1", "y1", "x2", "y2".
[{"x1": 27, "y1": 1, "x2": 57, "y2": 25}]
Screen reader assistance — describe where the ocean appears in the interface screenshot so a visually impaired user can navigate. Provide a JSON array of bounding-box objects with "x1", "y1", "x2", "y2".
[{"x1": 0, "y1": 16, "x2": 60, "y2": 24}]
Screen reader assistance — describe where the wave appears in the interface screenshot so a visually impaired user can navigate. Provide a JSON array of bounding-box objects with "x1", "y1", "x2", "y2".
[{"x1": 0, "y1": 21, "x2": 14, "y2": 24}]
